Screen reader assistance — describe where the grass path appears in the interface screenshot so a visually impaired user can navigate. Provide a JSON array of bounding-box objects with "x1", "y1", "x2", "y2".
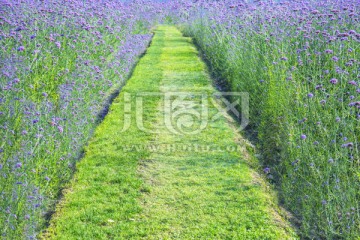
[{"x1": 42, "y1": 26, "x2": 297, "y2": 239}]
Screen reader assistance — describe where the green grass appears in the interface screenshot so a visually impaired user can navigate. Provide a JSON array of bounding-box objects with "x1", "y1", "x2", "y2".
[{"x1": 42, "y1": 26, "x2": 297, "y2": 239}]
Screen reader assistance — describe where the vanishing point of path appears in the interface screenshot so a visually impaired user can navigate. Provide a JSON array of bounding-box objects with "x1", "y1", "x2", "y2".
[{"x1": 43, "y1": 26, "x2": 297, "y2": 239}]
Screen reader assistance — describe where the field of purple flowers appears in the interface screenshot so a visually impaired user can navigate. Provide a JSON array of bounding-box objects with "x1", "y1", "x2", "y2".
[
  {"x1": 0, "y1": 0, "x2": 165, "y2": 238},
  {"x1": 178, "y1": 0, "x2": 359, "y2": 238},
  {"x1": 1, "y1": 0, "x2": 359, "y2": 239}
]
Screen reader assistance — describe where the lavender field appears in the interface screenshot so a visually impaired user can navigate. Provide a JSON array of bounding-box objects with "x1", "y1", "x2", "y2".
[
  {"x1": 1, "y1": 0, "x2": 359, "y2": 239},
  {"x1": 178, "y1": 1, "x2": 359, "y2": 238},
  {"x1": 0, "y1": 0, "x2": 161, "y2": 238}
]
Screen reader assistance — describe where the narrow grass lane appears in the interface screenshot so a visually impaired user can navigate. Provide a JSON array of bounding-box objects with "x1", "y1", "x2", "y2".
[{"x1": 43, "y1": 26, "x2": 297, "y2": 239}]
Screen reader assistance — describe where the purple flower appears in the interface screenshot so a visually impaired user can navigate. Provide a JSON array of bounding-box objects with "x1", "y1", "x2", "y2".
[
  {"x1": 348, "y1": 80, "x2": 357, "y2": 86},
  {"x1": 311, "y1": 10, "x2": 320, "y2": 15},
  {"x1": 322, "y1": 200, "x2": 327, "y2": 205},
  {"x1": 320, "y1": 99, "x2": 326, "y2": 105},
  {"x1": 58, "y1": 126, "x2": 64, "y2": 133},
  {"x1": 315, "y1": 85, "x2": 323, "y2": 90},
  {"x1": 45, "y1": 176, "x2": 50, "y2": 181},
  {"x1": 337, "y1": 33, "x2": 349, "y2": 38},
  {"x1": 341, "y1": 142, "x2": 354, "y2": 148},
  {"x1": 325, "y1": 49, "x2": 333, "y2": 54},
  {"x1": 15, "y1": 162, "x2": 22, "y2": 168},
  {"x1": 300, "y1": 134, "x2": 307, "y2": 140},
  {"x1": 349, "y1": 101, "x2": 360, "y2": 107},
  {"x1": 314, "y1": 141, "x2": 319, "y2": 145},
  {"x1": 349, "y1": 30, "x2": 357, "y2": 35},
  {"x1": 332, "y1": 56, "x2": 339, "y2": 62},
  {"x1": 307, "y1": 93, "x2": 314, "y2": 98},
  {"x1": 330, "y1": 78, "x2": 338, "y2": 84},
  {"x1": 336, "y1": 117, "x2": 341, "y2": 122},
  {"x1": 42, "y1": 92, "x2": 48, "y2": 97},
  {"x1": 263, "y1": 167, "x2": 270, "y2": 174},
  {"x1": 17, "y1": 46, "x2": 25, "y2": 51},
  {"x1": 345, "y1": 61, "x2": 353, "y2": 67},
  {"x1": 55, "y1": 41, "x2": 61, "y2": 49},
  {"x1": 30, "y1": 35, "x2": 36, "y2": 39}
]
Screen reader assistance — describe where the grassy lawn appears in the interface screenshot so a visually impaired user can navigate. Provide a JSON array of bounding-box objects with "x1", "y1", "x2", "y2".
[{"x1": 42, "y1": 26, "x2": 297, "y2": 239}]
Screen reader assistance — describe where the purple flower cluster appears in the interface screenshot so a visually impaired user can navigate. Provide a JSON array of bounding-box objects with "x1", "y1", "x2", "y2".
[
  {"x1": 178, "y1": 0, "x2": 360, "y2": 238},
  {"x1": 0, "y1": 0, "x2": 165, "y2": 238}
]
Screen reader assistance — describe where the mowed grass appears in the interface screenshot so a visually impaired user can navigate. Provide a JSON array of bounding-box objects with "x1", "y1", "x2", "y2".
[{"x1": 42, "y1": 26, "x2": 297, "y2": 239}]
